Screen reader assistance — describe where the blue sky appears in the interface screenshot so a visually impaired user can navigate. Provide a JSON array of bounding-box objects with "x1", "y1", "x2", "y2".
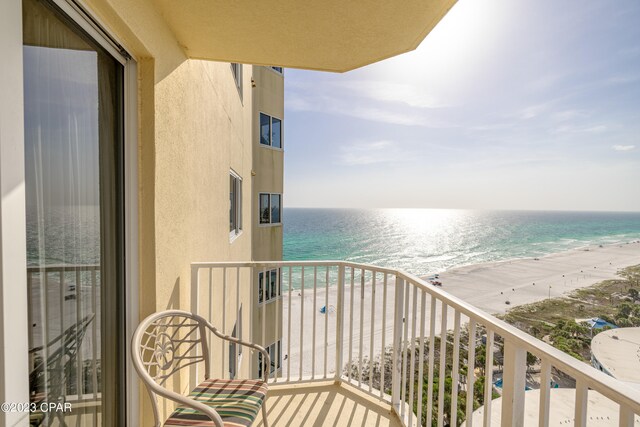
[{"x1": 283, "y1": 0, "x2": 640, "y2": 211}]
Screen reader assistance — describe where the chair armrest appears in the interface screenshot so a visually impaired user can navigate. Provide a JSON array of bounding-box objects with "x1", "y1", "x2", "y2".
[
  {"x1": 142, "y1": 376, "x2": 225, "y2": 427},
  {"x1": 205, "y1": 323, "x2": 271, "y2": 383}
]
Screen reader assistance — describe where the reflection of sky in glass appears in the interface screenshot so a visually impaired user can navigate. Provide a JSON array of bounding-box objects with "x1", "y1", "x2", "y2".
[
  {"x1": 24, "y1": 46, "x2": 100, "y2": 265},
  {"x1": 271, "y1": 195, "x2": 281, "y2": 223},
  {"x1": 272, "y1": 118, "x2": 281, "y2": 148},
  {"x1": 24, "y1": 45, "x2": 99, "y2": 207}
]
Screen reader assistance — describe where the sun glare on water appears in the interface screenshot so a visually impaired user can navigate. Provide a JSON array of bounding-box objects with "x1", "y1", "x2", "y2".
[{"x1": 382, "y1": 208, "x2": 468, "y2": 235}]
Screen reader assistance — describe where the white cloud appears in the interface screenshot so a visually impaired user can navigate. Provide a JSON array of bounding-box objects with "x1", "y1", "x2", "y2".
[
  {"x1": 516, "y1": 102, "x2": 553, "y2": 120},
  {"x1": 337, "y1": 140, "x2": 401, "y2": 166},
  {"x1": 612, "y1": 145, "x2": 636, "y2": 151},
  {"x1": 527, "y1": 72, "x2": 570, "y2": 92},
  {"x1": 552, "y1": 109, "x2": 589, "y2": 122},
  {"x1": 285, "y1": 92, "x2": 447, "y2": 128},
  {"x1": 606, "y1": 74, "x2": 640, "y2": 85},
  {"x1": 583, "y1": 125, "x2": 607, "y2": 133},
  {"x1": 471, "y1": 122, "x2": 515, "y2": 131},
  {"x1": 552, "y1": 124, "x2": 608, "y2": 134},
  {"x1": 334, "y1": 80, "x2": 446, "y2": 109}
]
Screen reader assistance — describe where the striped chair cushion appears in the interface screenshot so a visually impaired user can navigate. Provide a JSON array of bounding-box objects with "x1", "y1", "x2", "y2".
[{"x1": 164, "y1": 379, "x2": 268, "y2": 427}]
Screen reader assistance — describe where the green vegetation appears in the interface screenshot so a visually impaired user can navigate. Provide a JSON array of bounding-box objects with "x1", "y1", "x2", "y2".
[
  {"x1": 502, "y1": 264, "x2": 640, "y2": 361},
  {"x1": 344, "y1": 330, "x2": 498, "y2": 426}
]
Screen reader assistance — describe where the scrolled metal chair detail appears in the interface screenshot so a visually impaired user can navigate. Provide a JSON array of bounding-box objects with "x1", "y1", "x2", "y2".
[
  {"x1": 131, "y1": 310, "x2": 270, "y2": 427},
  {"x1": 153, "y1": 332, "x2": 175, "y2": 371}
]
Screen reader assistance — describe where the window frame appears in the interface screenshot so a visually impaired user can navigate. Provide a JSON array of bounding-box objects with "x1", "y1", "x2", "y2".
[
  {"x1": 229, "y1": 170, "x2": 243, "y2": 241},
  {"x1": 5, "y1": 0, "x2": 139, "y2": 424},
  {"x1": 258, "y1": 112, "x2": 283, "y2": 150},
  {"x1": 269, "y1": 66, "x2": 284, "y2": 75},
  {"x1": 0, "y1": 2, "x2": 30, "y2": 421},
  {"x1": 258, "y1": 193, "x2": 282, "y2": 226},
  {"x1": 257, "y1": 268, "x2": 282, "y2": 305}
]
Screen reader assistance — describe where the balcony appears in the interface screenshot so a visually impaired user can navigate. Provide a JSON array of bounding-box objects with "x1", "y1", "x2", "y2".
[{"x1": 191, "y1": 261, "x2": 640, "y2": 426}]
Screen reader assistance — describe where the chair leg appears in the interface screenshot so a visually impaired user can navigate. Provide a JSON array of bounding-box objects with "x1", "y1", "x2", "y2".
[{"x1": 261, "y1": 401, "x2": 269, "y2": 427}]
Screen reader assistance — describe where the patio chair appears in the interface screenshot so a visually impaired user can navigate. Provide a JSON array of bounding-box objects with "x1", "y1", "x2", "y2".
[{"x1": 131, "y1": 310, "x2": 270, "y2": 427}]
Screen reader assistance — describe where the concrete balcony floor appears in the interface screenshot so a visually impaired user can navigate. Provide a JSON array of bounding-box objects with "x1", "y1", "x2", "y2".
[{"x1": 255, "y1": 381, "x2": 403, "y2": 427}]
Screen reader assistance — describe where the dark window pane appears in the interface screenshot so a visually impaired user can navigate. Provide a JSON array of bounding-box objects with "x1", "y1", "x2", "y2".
[
  {"x1": 277, "y1": 341, "x2": 281, "y2": 368},
  {"x1": 229, "y1": 175, "x2": 235, "y2": 232},
  {"x1": 260, "y1": 113, "x2": 270, "y2": 146},
  {"x1": 258, "y1": 271, "x2": 264, "y2": 303},
  {"x1": 229, "y1": 322, "x2": 237, "y2": 378},
  {"x1": 271, "y1": 194, "x2": 281, "y2": 223},
  {"x1": 270, "y1": 270, "x2": 277, "y2": 298},
  {"x1": 237, "y1": 179, "x2": 242, "y2": 231},
  {"x1": 272, "y1": 118, "x2": 281, "y2": 149},
  {"x1": 260, "y1": 194, "x2": 270, "y2": 224},
  {"x1": 270, "y1": 343, "x2": 276, "y2": 372}
]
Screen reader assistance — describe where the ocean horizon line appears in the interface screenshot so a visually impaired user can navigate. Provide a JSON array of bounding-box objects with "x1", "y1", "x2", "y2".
[{"x1": 283, "y1": 206, "x2": 640, "y2": 214}]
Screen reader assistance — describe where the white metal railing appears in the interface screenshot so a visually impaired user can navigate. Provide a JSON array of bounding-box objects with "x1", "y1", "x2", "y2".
[{"x1": 191, "y1": 261, "x2": 640, "y2": 427}]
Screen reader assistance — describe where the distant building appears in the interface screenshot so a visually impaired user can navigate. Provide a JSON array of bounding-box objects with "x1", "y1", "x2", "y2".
[
  {"x1": 591, "y1": 327, "x2": 640, "y2": 388},
  {"x1": 463, "y1": 388, "x2": 640, "y2": 426}
]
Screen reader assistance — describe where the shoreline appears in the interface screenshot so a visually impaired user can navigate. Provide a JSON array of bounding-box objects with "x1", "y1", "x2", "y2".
[{"x1": 281, "y1": 241, "x2": 640, "y2": 378}]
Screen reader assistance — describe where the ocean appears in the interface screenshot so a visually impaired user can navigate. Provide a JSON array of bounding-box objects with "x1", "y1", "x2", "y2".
[{"x1": 283, "y1": 209, "x2": 640, "y2": 277}]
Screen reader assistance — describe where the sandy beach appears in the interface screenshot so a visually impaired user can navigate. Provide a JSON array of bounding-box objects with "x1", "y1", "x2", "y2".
[
  {"x1": 280, "y1": 241, "x2": 640, "y2": 379},
  {"x1": 433, "y1": 240, "x2": 640, "y2": 315}
]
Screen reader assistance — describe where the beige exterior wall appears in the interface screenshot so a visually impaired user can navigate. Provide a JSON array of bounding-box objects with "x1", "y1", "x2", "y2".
[
  {"x1": 74, "y1": 2, "x2": 284, "y2": 423},
  {"x1": 152, "y1": 59, "x2": 252, "y2": 311},
  {"x1": 250, "y1": 66, "x2": 285, "y2": 377}
]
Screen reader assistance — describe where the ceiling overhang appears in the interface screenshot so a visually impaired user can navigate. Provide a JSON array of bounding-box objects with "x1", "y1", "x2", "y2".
[{"x1": 151, "y1": 0, "x2": 457, "y2": 72}]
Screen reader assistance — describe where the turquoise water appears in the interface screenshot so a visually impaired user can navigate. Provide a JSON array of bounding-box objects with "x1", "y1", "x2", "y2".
[{"x1": 283, "y1": 209, "x2": 640, "y2": 277}]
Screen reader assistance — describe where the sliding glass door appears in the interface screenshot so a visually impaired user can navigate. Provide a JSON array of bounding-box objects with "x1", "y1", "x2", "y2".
[{"x1": 23, "y1": 0, "x2": 126, "y2": 425}]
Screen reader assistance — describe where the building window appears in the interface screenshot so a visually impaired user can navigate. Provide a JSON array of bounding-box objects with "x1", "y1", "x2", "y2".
[
  {"x1": 229, "y1": 309, "x2": 242, "y2": 378},
  {"x1": 230, "y1": 63, "x2": 243, "y2": 99},
  {"x1": 259, "y1": 113, "x2": 282, "y2": 149},
  {"x1": 258, "y1": 268, "x2": 281, "y2": 304},
  {"x1": 259, "y1": 193, "x2": 281, "y2": 225},
  {"x1": 270, "y1": 66, "x2": 283, "y2": 74},
  {"x1": 258, "y1": 341, "x2": 281, "y2": 378},
  {"x1": 230, "y1": 172, "x2": 242, "y2": 238}
]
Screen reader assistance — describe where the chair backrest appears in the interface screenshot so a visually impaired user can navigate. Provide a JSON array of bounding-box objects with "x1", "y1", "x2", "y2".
[{"x1": 132, "y1": 310, "x2": 211, "y2": 388}]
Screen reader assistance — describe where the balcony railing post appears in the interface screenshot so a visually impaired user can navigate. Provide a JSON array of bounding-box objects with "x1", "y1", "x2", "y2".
[
  {"x1": 335, "y1": 263, "x2": 345, "y2": 382},
  {"x1": 501, "y1": 339, "x2": 527, "y2": 427},
  {"x1": 391, "y1": 275, "x2": 405, "y2": 411}
]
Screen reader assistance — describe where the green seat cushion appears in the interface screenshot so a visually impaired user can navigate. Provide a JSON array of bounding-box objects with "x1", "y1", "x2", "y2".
[{"x1": 164, "y1": 379, "x2": 267, "y2": 427}]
